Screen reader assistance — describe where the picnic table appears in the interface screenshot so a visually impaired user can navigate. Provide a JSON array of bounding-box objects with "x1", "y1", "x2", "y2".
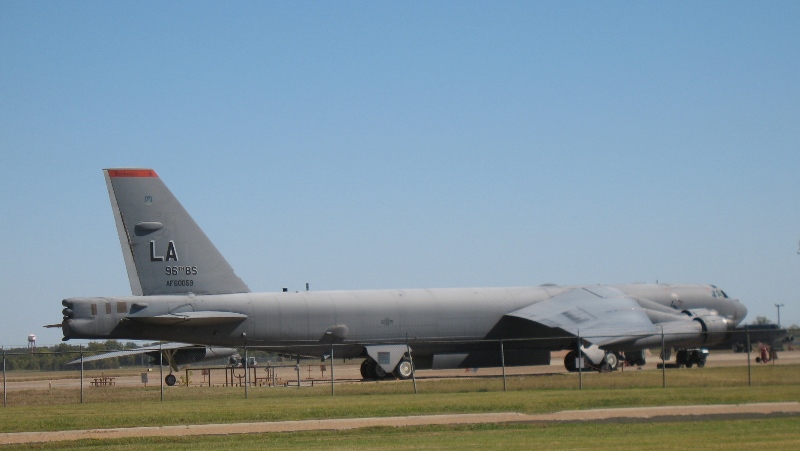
[{"x1": 90, "y1": 376, "x2": 115, "y2": 386}]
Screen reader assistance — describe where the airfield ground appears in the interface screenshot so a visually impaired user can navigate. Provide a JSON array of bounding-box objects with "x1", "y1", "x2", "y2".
[
  {"x1": 1, "y1": 402, "x2": 799, "y2": 445},
  {"x1": 1, "y1": 349, "x2": 798, "y2": 448},
  {"x1": 3, "y1": 348, "x2": 798, "y2": 391}
]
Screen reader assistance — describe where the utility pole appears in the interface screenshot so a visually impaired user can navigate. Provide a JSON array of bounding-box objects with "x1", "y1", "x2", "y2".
[{"x1": 775, "y1": 303, "x2": 785, "y2": 326}]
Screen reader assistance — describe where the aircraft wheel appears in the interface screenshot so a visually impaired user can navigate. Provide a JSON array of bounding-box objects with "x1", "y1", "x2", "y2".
[
  {"x1": 393, "y1": 358, "x2": 414, "y2": 380},
  {"x1": 165, "y1": 374, "x2": 177, "y2": 386},
  {"x1": 360, "y1": 359, "x2": 372, "y2": 379},
  {"x1": 361, "y1": 359, "x2": 379, "y2": 379},
  {"x1": 675, "y1": 350, "x2": 687, "y2": 367},
  {"x1": 697, "y1": 359, "x2": 705, "y2": 368},
  {"x1": 373, "y1": 361, "x2": 388, "y2": 379},
  {"x1": 604, "y1": 352, "x2": 619, "y2": 370},
  {"x1": 564, "y1": 351, "x2": 579, "y2": 372}
]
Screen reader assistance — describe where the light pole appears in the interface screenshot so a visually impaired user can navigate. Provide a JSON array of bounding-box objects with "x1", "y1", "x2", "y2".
[{"x1": 775, "y1": 303, "x2": 785, "y2": 326}]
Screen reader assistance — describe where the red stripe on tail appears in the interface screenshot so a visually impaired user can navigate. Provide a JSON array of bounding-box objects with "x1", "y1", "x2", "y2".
[{"x1": 107, "y1": 169, "x2": 158, "y2": 178}]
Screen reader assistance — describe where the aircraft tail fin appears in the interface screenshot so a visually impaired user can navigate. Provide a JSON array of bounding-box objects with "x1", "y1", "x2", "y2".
[{"x1": 103, "y1": 168, "x2": 250, "y2": 296}]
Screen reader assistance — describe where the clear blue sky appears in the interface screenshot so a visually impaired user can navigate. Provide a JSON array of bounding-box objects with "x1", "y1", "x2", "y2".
[{"x1": 1, "y1": 1, "x2": 799, "y2": 346}]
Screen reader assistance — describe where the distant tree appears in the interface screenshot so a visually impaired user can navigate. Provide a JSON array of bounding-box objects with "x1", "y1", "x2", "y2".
[{"x1": 752, "y1": 316, "x2": 772, "y2": 325}]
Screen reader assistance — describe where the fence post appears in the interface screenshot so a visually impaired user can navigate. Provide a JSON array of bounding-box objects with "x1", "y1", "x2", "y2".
[
  {"x1": 159, "y1": 342, "x2": 164, "y2": 402},
  {"x1": 3, "y1": 347, "x2": 6, "y2": 407},
  {"x1": 661, "y1": 327, "x2": 666, "y2": 389},
  {"x1": 244, "y1": 342, "x2": 249, "y2": 399},
  {"x1": 746, "y1": 325, "x2": 751, "y2": 386},
  {"x1": 330, "y1": 344, "x2": 335, "y2": 396},
  {"x1": 296, "y1": 357, "x2": 301, "y2": 388},
  {"x1": 577, "y1": 329, "x2": 582, "y2": 391},
  {"x1": 80, "y1": 345, "x2": 84, "y2": 404},
  {"x1": 499, "y1": 339, "x2": 507, "y2": 392},
  {"x1": 406, "y1": 338, "x2": 417, "y2": 394}
]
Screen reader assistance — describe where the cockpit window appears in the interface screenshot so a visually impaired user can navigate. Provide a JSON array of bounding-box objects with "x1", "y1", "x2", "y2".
[{"x1": 711, "y1": 289, "x2": 728, "y2": 298}]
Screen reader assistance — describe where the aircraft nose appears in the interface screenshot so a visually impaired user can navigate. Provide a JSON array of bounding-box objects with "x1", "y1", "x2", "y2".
[{"x1": 733, "y1": 299, "x2": 747, "y2": 323}]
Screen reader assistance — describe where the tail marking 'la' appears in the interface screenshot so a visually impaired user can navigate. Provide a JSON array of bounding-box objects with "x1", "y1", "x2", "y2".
[{"x1": 104, "y1": 168, "x2": 250, "y2": 296}]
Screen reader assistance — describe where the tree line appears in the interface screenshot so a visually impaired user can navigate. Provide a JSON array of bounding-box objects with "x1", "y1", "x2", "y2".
[{"x1": 2, "y1": 341, "x2": 154, "y2": 371}]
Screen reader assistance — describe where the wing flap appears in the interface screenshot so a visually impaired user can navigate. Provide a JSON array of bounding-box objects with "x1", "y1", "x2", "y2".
[{"x1": 507, "y1": 287, "x2": 658, "y2": 346}]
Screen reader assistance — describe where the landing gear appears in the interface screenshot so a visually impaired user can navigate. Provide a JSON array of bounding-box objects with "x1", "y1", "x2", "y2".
[
  {"x1": 625, "y1": 350, "x2": 647, "y2": 367},
  {"x1": 165, "y1": 373, "x2": 177, "y2": 386},
  {"x1": 600, "y1": 352, "x2": 620, "y2": 372},
  {"x1": 360, "y1": 359, "x2": 375, "y2": 379},
  {"x1": 564, "y1": 350, "x2": 579, "y2": 372},
  {"x1": 675, "y1": 348, "x2": 708, "y2": 368},
  {"x1": 359, "y1": 357, "x2": 414, "y2": 380},
  {"x1": 373, "y1": 362, "x2": 387, "y2": 379},
  {"x1": 360, "y1": 358, "x2": 384, "y2": 380},
  {"x1": 393, "y1": 358, "x2": 414, "y2": 380},
  {"x1": 563, "y1": 349, "x2": 621, "y2": 372}
]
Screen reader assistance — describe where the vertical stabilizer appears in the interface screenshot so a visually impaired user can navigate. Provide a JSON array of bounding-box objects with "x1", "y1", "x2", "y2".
[{"x1": 104, "y1": 168, "x2": 250, "y2": 296}]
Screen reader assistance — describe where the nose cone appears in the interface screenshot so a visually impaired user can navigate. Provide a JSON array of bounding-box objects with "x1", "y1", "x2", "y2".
[{"x1": 732, "y1": 299, "x2": 748, "y2": 324}]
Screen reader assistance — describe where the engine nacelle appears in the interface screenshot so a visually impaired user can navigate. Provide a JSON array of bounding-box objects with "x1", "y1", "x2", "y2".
[{"x1": 683, "y1": 309, "x2": 732, "y2": 345}]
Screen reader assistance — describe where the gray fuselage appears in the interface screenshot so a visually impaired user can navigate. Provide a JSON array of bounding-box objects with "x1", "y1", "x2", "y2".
[{"x1": 63, "y1": 283, "x2": 747, "y2": 361}]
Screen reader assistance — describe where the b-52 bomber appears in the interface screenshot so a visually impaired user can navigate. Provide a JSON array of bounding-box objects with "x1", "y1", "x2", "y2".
[{"x1": 54, "y1": 169, "x2": 748, "y2": 385}]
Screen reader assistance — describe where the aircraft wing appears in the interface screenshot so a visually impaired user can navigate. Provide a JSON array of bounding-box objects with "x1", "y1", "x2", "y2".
[
  {"x1": 507, "y1": 286, "x2": 658, "y2": 347},
  {"x1": 67, "y1": 342, "x2": 203, "y2": 365},
  {"x1": 124, "y1": 311, "x2": 248, "y2": 326}
]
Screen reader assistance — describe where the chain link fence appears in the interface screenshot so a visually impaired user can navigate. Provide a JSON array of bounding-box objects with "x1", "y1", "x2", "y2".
[{"x1": 2, "y1": 330, "x2": 797, "y2": 407}]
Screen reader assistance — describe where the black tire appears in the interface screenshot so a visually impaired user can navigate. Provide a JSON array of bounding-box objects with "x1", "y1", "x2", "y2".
[
  {"x1": 675, "y1": 350, "x2": 687, "y2": 367},
  {"x1": 373, "y1": 362, "x2": 387, "y2": 379},
  {"x1": 360, "y1": 359, "x2": 372, "y2": 379},
  {"x1": 165, "y1": 374, "x2": 177, "y2": 386},
  {"x1": 393, "y1": 359, "x2": 414, "y2": 380},
  {"x1": 362, "y1": 359, "x2": 379, "y2": 379},
  {"x1": 564, "y1": 351, "x2": 579, "y2": 372}
]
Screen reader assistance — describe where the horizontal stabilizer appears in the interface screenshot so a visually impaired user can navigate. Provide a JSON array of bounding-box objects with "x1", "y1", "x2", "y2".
[
  {"x1": 67, "y1": 342, "x2": 239, "y2": 367},
  {"x1": 66, "y1": 342, "x2": 200, "y2": 365}
]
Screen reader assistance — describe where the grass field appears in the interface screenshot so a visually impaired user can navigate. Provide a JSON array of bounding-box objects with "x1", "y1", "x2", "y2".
[
  {"x1": 3, "y1": 417, "x2": 800, "y2": 450},
  {"x1": 1, "y1": 383, "x2": 799, "y2": 432},
  {"x1": 1, "y1": 363, "x2": 799, "y2": 449},
  {"x1": 4, "y1": 362, "x2": 798, "y2": 405}
]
